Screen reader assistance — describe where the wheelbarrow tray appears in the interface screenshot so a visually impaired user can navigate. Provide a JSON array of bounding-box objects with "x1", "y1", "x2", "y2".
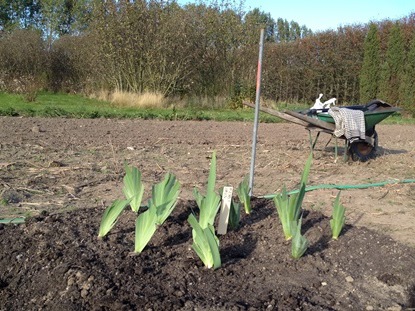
[
  {"x1": 312, "y1": 100, "x2": 400, "y2": 130},
  {"x1": 244, "y1": 99, "x2": 399, "y2": 133},
  {"x1": 300, "y1": 99, "x2": 400, "y2": 161}
]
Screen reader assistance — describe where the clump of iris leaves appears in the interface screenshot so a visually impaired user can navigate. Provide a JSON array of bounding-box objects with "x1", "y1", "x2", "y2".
[{"x1": 98, "y1": 152, "x2": 346, "y2": 269}]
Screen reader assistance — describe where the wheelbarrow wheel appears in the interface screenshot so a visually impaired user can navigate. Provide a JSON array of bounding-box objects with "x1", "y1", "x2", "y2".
[{"x1": 350, "y1": 131, "x2": 378, "y2": 162}]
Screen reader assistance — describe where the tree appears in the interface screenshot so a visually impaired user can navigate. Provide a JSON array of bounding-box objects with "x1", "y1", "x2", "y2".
[
  {"x1": 0, "y1": 0, "x2": 40, "y2": 31},
  {"x1": 401, "y1": 35, "x2": 415, "y2": 116},
  {"x1": 243, "y1": 8, "x2": 276, "y2": 43},
  {"x1": 276, "y1": 18, "x2": 288, "y2": 42},
  {"x1": 359, "y1": 23, "x2": 381, "y2": 103},
  {"x1": 289, "y1": 20, "x2": 301, "y2": 41},
  {"x1": 88, "y1": 0, "x2": 203, "y2": 96},
  {"x1": 275, "y1": 17, "x2": 311, "y2": 42},
  {"x1": 378, "y1": 22, "x2": 405, "y2": 105},
  {"x1": 54, "y1": 0, "x2": 93, "y2": 35},
  {"x1": 300, "y1": 25, "x2": 312, "y2": 38},
  {"x1": 39, "y1": 0, "x2": 92, "y2": 48}
]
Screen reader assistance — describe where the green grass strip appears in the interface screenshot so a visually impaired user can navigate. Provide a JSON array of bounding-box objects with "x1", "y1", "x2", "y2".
[
  {"x1": 2, "y1": 92, "x2": 414, "y2": 123},
  {"x1": 0, "y1": 92, "x2": 282, "y2": 122}
]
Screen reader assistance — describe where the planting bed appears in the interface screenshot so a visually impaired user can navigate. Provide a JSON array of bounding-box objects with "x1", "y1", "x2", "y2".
[{"x1": 0, "y1": 116, "x2": 415, "y2": 310}]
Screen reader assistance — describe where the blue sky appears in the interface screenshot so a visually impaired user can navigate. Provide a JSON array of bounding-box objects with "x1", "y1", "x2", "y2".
[
  {"x1": 179, "y1": 0, "x2": 415, "y2": 32},
  {"x1": 243, "y1": 0, "x2": 415, "y2": 32}
]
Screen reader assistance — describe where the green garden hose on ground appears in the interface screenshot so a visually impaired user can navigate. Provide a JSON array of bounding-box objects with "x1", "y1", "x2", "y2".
[
  {"x1": 0, "y1": 217, "x2": 26, "y2": 224},
  {"x1": 261, "y1": 179, "x2": 415, "y2": 199},
  {"x1": 1, "y1": 179, "x2": 414, "y2": 223}
]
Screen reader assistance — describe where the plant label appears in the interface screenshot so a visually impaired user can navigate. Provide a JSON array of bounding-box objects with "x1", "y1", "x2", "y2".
[{"x1": 218, "y1": 186, "x2": 233, "y2": 235}]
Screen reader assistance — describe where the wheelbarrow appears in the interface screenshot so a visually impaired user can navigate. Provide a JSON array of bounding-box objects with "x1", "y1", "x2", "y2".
[{"x1": 244, "y1": 99, "x2": 400, "y2": 161}]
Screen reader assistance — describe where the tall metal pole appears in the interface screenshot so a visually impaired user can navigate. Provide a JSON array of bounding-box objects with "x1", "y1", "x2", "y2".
[{"x1": 249, "y1": 28, "x2": 265, "y2": 197}]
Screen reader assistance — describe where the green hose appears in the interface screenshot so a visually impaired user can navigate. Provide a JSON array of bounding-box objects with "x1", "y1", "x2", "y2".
[
  {"x1": 0, "y1": 217, "x2": 26, "y2": 224},
  {"x1": 2, "y1": 179, "x2": 414, "y2": 223},
  {"x1": 261, "y1": 179, "x2": 415, "y2": 199}
]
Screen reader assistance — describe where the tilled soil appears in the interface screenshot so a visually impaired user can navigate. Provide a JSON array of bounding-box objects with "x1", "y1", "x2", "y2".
[{"x1": 0, "y1": 116, "x2": 415, "y2": 310}]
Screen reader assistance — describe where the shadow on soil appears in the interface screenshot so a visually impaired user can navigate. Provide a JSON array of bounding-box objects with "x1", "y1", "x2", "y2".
[
  {"x1": 407, "y1": 284, "x2": 415, "y2": 309},
  {"x1": 377, "y1": 146, "x2": 407, "y2": 156}
]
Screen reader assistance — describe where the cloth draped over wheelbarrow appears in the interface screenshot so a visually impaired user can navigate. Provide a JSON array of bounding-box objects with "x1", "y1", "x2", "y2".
[{"x1": 328, "y1": 107, "x2": 366, "y2": 143}]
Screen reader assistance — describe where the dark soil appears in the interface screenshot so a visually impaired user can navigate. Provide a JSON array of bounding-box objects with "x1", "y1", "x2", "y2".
[
  {"x1": 1, "y1": 117, "x2": 415, "y2": 310},
  {"x1": 1, "y1": 198, "x2": 415, "y2": 311}
]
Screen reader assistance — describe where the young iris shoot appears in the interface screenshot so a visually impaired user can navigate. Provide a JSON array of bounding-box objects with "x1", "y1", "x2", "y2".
[
  {"x1": 188, "y1": 213, "x2": 221, "y2": 269},
  {"x1": 273, "y1": 153, "x2": 312, "y2": 240},
  {"x1": 237, "y1": 175, "x2": 251, "y2": 214},
  {"x1": 98, "y1": 199, "x2": 131, "y2": 238},
  {"x1": 274, "y1": 186, "x2": 299, "y2": 240},
  {"x1": 98, "y1": 164, "x2": 181, "y2": 254},
  {"x1": 228, "y1": 200, "x2": 241, "y2": 230},
  {"x1": 135, "y1": 205, "x2": 157, "y2": 253},
  {"x1": 148, "y1": 173, "x2": 181, "y2": 225},
  {"x1": 123, "y1": 164, "x2": 144, "y2": 213},
  {"x1": 330, "y1": 191, "x2": 346, "y2": 240},
  {"x1": 291, "y1": 216, "x2": 309, "y2": 259},
  {"x1": 134, "y1": 173, "x2": 181, "y2": 253},
  {"x1": 193, "y1": 151, "x2": 221, "y2": 228},
  {"x1": 189, "y1": 151, "x2": 222, "y2": 269}
]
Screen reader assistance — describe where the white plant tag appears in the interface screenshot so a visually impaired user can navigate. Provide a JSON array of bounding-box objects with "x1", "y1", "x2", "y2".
[{"x1": 218, "y1": 186, "x2": 233, "y2": 235}]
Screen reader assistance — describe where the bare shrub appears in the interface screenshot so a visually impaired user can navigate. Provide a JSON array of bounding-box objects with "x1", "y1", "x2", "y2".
[
  {"x1": 20, "y1": 76, "x2": 43, "y2": 102},
  {"x1": 0, "y1": 29, "x2": 46, "y2": 94},
  {"x1": 48, "y1": 35, "x2": 94, "y2": 93}
]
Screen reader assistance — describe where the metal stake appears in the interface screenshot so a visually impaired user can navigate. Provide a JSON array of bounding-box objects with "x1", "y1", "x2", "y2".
[{"x1": 248, "y1": 29, "x2": 265, "y2": 197}]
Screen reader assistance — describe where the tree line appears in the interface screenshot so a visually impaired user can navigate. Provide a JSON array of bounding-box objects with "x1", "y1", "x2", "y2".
[{"x1": 0, "y1": 0, "x2": 414, "y2": 115}]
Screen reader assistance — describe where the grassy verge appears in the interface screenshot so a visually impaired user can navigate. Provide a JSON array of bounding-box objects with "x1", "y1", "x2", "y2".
[
  {"x1": 0, "y1": 92, "x2": 282, "y2": 123},
  {"x1": 0, "y1": 92, "x2": 413, "y2": 124}
]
